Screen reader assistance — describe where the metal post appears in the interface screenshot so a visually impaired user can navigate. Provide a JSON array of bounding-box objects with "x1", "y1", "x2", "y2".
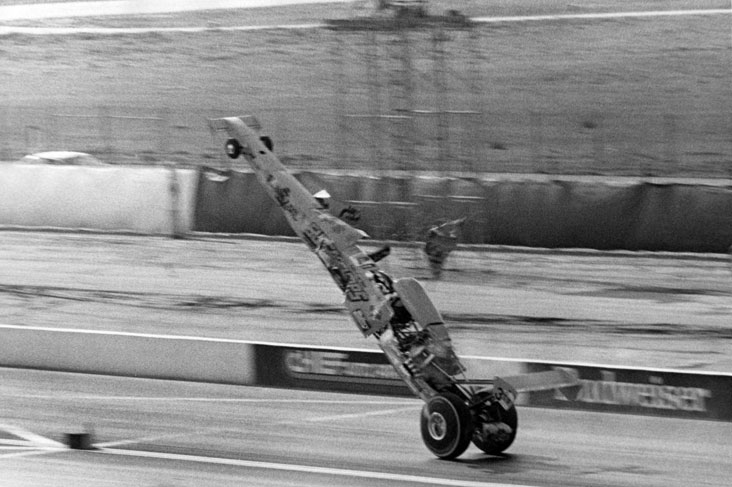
[
  {"x1": 467, "y1": 28, "x2": 481, "y2": 175},
  {"x1": 0, "y1": 107, "x2": 10, "y2": 160},
  {"x1": 432, "y1": 27, "x2": 448, "y2": 171},
  {"x1": 98, "y1": 105, "x2": 113, "y2": 156},
  {"x1": 168, "y1": 162, "x2": 183, "y2": 239},
  {"x1": 663, "y1": 113, "x2": 678, "y2": 175},
  {"x1": 332, "y1": 30, "x2": 347, "y2": 170},
  {"x1": 387, "y1": 31, "x2": 402, "y2": 171},
  {"x1": 400, "y1": 28, "x2": 416, "y2": 171},
  {"x1": 157, "y1": 106, "x2": 171, "y2": 157},
  {"x1": 531, "y1": 111, "x2": 545, "y2": 173},
  {"x1": 366, "y1": 28, "x2": 383, "y2": 173},
  {"x1": 592, "y1": 116, "x2": 605, "y2": 170}
]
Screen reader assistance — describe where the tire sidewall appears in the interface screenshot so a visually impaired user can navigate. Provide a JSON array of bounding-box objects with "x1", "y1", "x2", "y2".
[{"x1": 420, "y1": 392, "x2": 472, "y2": 459}]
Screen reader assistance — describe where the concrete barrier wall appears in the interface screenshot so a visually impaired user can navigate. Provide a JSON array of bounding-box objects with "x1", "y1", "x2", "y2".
[
  {"x1": 192, "y1": 170, "x2": 732, "y2": 252},
  {"x1": 0, "y1": 164, "x2": 197, "y2": 234},
  {"x1": 3, "y1": 164, "x2": 728, "y2": 251},
  {"x1": 0, "y1": 325, "x2": 255, "y2": 385},
  {"x1": 193, "y1": 167, "x2": 292, "y2": 235},
  {"x1": 3, "y1": 326, "x2": 730, "y2": 421}
]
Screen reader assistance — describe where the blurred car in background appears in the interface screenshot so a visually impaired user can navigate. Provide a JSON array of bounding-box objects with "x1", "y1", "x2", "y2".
[{"x1": 18, "y1": 151, "x2": 106, "y2": 166}]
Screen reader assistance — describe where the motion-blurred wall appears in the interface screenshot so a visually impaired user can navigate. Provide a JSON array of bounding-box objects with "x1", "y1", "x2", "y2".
[
  {"x1": 1, "y1": 104, "x2": 730, "y2": 178},
  {"x1": 0, "y1": 164, "x2": 197, "y2": 235},
  {"x1": 194, "y1": 169, "x2": 732, "y2": 253},
  {"x1": 1, "y1": 164, "x2": 729, "y2": 251}
]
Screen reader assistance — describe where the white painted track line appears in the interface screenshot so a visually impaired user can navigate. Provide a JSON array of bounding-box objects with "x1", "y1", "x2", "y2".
[
  {"x1": 0, "y1": 425, "x2": 67, "y2": 460},
  {"x1": 8, "y1": 393, "x2": 417, "y2": 404},
  {"x1": 0, "y1": 425, "x2": 65, "y2": 449},
  {"x1": 0, "y1": 448, "x2": 66, "y2": 460},
  {"x1": 97, "y1": 447, "x2": 541, "y2": 487},
  {"x1": 278, "y1": 405, "x2": 418, "y2": 424}
]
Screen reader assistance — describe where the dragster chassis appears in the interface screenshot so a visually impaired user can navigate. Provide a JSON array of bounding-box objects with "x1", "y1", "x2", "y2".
[{"x1": 209, "y1": 116, "x2": 578, "y2": 459}]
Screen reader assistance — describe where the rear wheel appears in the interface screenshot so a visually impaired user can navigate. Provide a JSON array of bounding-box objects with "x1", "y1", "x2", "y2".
[
  {"x1": 471, "y1": 404, "x2": 518, "y2": 456},
  {"x1": 260, "y1": 135, "x2": 273, "y2": 151},
  {"x1": 420, "y1": 392, "x2": 473, "y2": 460}
]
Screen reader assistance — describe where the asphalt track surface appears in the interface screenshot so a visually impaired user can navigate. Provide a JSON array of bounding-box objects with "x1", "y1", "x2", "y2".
[
  {"x1": 2, "y1": 368, "x2": 732, "y2": 487},
  {"x1": 1, "y1": 231, "x2": 730, "y2": 485}
]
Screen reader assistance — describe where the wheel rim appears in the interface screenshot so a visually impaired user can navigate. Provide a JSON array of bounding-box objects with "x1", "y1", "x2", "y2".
[
  {"x1": 225, "y1": 142, "x2": 238, "y2": 157},
  {"x1": 428, "y1": 412, "x2": 447, "y2": 441},
  {"x1": 421, "y1": 393, "x2": 473, "y2": 459}
]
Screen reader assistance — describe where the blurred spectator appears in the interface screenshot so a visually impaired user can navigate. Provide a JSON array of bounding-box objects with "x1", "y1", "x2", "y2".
[
  {"x1": 424, "y1": 218, "x2": 465, "y2": 278},
  {"x1": 338, "y1": 205, "x2": 361, "y2": 225}
]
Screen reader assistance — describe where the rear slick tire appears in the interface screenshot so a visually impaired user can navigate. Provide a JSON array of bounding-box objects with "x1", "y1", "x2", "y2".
[
  {"x1": 420, "y1": 392, "x2": 473, "y2": 460},
  {"x1": 471, "y1": 404, "x2": 518, "y2": 456}
]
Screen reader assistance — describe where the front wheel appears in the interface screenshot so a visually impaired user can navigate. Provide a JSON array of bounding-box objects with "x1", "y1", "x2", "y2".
[
  {"x1": 225, "y1": 138, "x2": 242, "y2": 159},
  {"x1": 420, "y1": 392, "x2": 473, "y2": 460}
]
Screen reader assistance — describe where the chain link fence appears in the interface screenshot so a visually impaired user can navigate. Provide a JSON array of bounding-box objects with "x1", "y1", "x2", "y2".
[{"x1": 2, "y1": 104, "x2": 730, "y2": 178}]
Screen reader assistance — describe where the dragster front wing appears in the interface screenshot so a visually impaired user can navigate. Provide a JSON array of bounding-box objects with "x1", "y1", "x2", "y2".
[
  {"x1": 464, "y1": 367, "x2": 581, "y2": 407},
  {"x1": 504, "y1": 367, "x2": 580, "y2": 395}
]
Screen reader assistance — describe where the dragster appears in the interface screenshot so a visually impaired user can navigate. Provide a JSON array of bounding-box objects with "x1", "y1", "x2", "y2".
[{"x1": 209, "y1": 116, "x2": 578, "y2": 459}]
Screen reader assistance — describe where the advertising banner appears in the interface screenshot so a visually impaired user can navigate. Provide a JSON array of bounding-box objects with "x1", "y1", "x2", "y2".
[
  {"x1": 524, "y1": 362, "x2": 732, "y2": 421},
  {"x1": 253, "y1": 344, "x2": 412, "y2": 397}
]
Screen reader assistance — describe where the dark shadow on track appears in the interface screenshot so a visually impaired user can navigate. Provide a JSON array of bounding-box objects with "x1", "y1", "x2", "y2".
[{"x1": 457, "y1": 453, "x2": 573, "y2": 476}]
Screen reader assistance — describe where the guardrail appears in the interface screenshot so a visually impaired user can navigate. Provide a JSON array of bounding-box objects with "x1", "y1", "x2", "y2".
[
  {"x1": 0, "y1": 165, "x2": 196, "y2": 236},
  {"x1": 0, "y1": 325, "x2": 255, "y2": 385},
  {"x1": 1, "y1": 325, "x2": 730, "y2": 421}
]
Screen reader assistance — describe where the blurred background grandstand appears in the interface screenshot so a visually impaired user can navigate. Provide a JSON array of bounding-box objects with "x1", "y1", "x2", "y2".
[
  {"x1": 3, "y1": 103, "x2": 730, "y2": 178},
  {"x1": 0, "y1": 1, "x2": 730, "y2": 178}
]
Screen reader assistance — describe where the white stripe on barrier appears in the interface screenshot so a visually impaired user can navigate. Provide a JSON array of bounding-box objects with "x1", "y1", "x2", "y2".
[
  {"x1": 1, "y1": 325, "x2": 730, "y2": 381},
  {"x1": 0, "y1": 324, "x2": 256, "y2": 385}
]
